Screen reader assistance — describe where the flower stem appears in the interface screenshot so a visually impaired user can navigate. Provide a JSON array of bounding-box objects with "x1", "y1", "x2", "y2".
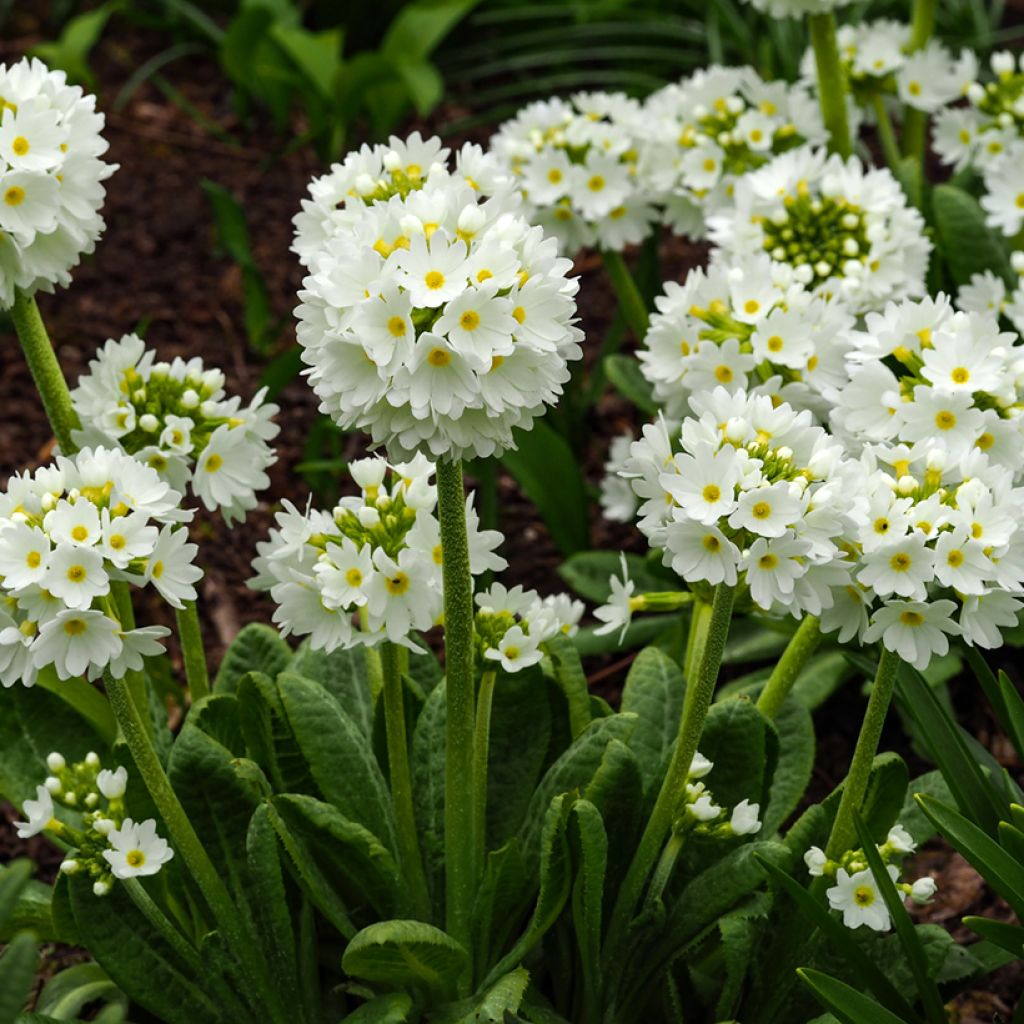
[
  {"x1": 756, "y1": 615, "x2": 821, "y2": 720},
  {"x1": 110, "y1": 580, "x2": 153, "y2": 738},
  {"x1": 473, "y1": 669, "x2": 497, "y2": 869},
  {"x1": 104, "y1": 674, "x2": 281, "y2": 1017},
  {"x1": 10, "y1": 290, "x2": 79, "y2": 453},
  {"x1": 825, "y1": 646, "x2": 902, "y2": 858},
  {"x1": 436, "y1": 457, "x2": 476, "y2": 952},
  {"x1": 604, "y1": 584, "x2": 734, "y2": 966},
  {"x1": 175, "y1": 601, "x2": 210, "y2": 702},
  {"x1": 682, "y1": 596, "x2": 711, "y2": 688},
  {"x1": 381, "y1": 642, "x2": 431, "y2": 920},
  {"x1": 901, "y1": 0, "x2": 937, "y2": 160},
  {"x1": 600, "y1": 249, "x2": 649, "y2": 340},
  {"x1": 870, "y1": 93, "x2": 901, "y2": 170},
  {"x1": 808, "y1": 12, "x2": 853, "y2": 159}
]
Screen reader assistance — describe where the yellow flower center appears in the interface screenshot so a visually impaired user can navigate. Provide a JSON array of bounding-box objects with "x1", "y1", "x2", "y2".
[
  {"x1": 702, "y1": 484, "x2": 721, "y2": 503},
  {"x1": 934, "y1": 410, "x2": 956, "y2": 431},
  {"x1": 71, "y1": 525, "x2": 89, "y2": 542},
  {"x1": 110, "y1": 535, "x2": 126, "y2": 550},
  {"x1": 151, "y1": 560, "x2": 165, "y2": 579},
  {"x1": 12, "y1": 136, "x2": 28, "y2": 156},
  {"x1": 385, "y1": 572, "x2": 410, "y2": 595},
  {"x1": 66, "y1": 565, "x2": 86, "y2": 583},
  {"x1": 751, "y1": 501, "x2": 772, "y2": 520},
  {"x1": 758, "y1": 553, "x2": 778, "y2": 570},
  {"x1": 512, "y1": 306, "x2": 526, "y2": 325},
  {"x1": 946, "y1": 549, "x2": 964, "y2": 568},
  {"x1": 587, "y1": 174, "x2": 605, "y2": 192},
  {"x1": 744, "y1": 299, "x2": 760, "y2": 315},
  {"x1": 345, "y1": 568, "x2": 363, "y2": 587},
  {"x1": 766, "y1": 335, "x2": 783, "y2": 353},
  {"x1": 387, "y1": 316, "x2": 406, "y2": 337},
  {"x1": 976, "y1": 432, "x2": 994, "y2": 451},
  {"x1": 4, "y1": 186, "x2": 25, "y2": 206},
  {"x1": 702, "y1": 535, "x2": 721, "y2": 552},
  {"x1": 126, "y1": 850, "x2": 146, "y2": 868},
  {"x1": 853, "y1": 885, "x2": 875, "y2": 906},
  {"x1": 547, "y1": 168, "x2": 563, "y2": 184},
  {"x1": 424, "y1": 270, "x2": 445, "y2": 290},
  {"x1": 950, "y1": 367, "x2": 970, "y2": 384},
  {"x1": 900, "y1": 610, "x2": 924, "y2": 626},
  {"x1": 889, "y1": 552, "x2": 912, "y2": 572},
  {"x1": 459, "y1": 310, "x2": 481, "y2": 331},
  {"x1": 26, "y1": 551, "x2": 41, "y2": 568},
  {"x1": 63, "y1": 617, "x2": 87, "y2": 636},
  {"x1": 428, "y1": 347, "x2": 451, "y2": 367},
  {"x1": 714, "y1": 365, "x2": 733, "y2": 384},
  {"x1": 205, "y1": 453, "x2": 223, "y2": 473}
]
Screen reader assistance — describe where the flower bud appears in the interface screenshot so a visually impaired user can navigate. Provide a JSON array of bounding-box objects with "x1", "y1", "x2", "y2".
[{"x1": 46, "y1": 752, "x2": 66, "y2": 772}]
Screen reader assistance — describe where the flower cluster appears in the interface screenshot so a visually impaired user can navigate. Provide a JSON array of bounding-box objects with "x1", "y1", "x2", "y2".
[
  {"x1": 295, "y1": 154, "x2": 583, "y2": 460},
  {"x1": 475, "y1": 581, "x2": 583, "y2": 673},
  {"x1": 70, "y1": 334, "x2": 279, "y2": 525},
  {"x1": 489, "y1": 93, "x2": 656, "y2": 255},
  {"x1": 740, "y1": 0, "x2": 853, "y2": 21},
  {"x1": 707, "y1": 146, "x2": 930, "y2": 313},
  {"x1": 639, "y1": 67, "x2": 826, "y2": 235},
  {"x1": 818, "y1": 445, "x2": 1024, "y2": 668},
  {"x1": 933, "y1": 51, "x2": 1024, "y2": 174},
  {"x1": 831, "y1": 297, "x2": 1024, "y2": 480},
  {"x1": 638, "y1": 252, "x2": 854, "y2": 421},
  {"x1": 250, "y1": 456, "x2": 504, "y2": 651},
  {"x1": 979, "y1": 142, "x2": 1024, "y2": 238},
  {"x1": 957, "y1": 258, "x2": 1024, "y2": 338},
  {"x1": 0, "y1": 447, "x2": 199, "y2": 685},
  {"x1": 15, "y1": 752, "x2": 173, "y2": 896},
  {"x1": 292, "y1": 132, "x2": 510, "y2": 268},
  {"x1": 806, "y1": 824, "x2": 937, "y2": 932},
  {"x1": 675, "y1": 751, "x2": 762, "y2": 838},
  {"x1": 799, "y1": 20, "x2": 975, "y2": 113},
  {"x1": 0, "y1": 58, "x2": 117, "y2": 307},
  {"x1": 613, "y1": 391, "x2": 861, "y2": 620}
]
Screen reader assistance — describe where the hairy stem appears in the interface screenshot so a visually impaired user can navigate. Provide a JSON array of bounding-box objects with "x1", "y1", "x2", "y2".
[
  {"x1": 473, "y1": 669, "x2": 497, "y2": 870},
  {"x1": 808, "y1": 12, "x2": 853, "y2": 158},
  {"x1": 600, "y1": 249, "x2": 650, "y2": 340},
  {"x1": 756, "y1": 615, "x2": 821, "y2": 720},
  {"x1": 175, "y1": 601, "x2": 210, "y2": 702}
]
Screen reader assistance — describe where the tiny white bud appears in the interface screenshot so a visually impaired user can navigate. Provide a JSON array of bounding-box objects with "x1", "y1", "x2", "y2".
[
  {"x1": 60, "y1": 859, "x2": 79, "y2": 875},
  {"x1": 93, "y1": 817, "x2": 114, "y2": 836},
  {"x1": 45, "y1": 777, "x2": 62, "y2": 795},
  {"x1": 897, "y1": 474, "x2": 917, "y2": 495},
  {"x1": 93, "y1": 880, "x2": 112, "y2": 897},
  {"x1": 804, "y1": 846, "x2": 828, "y2": 876},
  {"x1": 967, "y1": 82, "x2": 985, "y2": 105},
  {"x1": 46, "y1": 752, "x2": 66, "y2": 772},
  {"x1": 84, "y1": 793, "x2": 98, "y2": 809},
  {"x1": 399, "y1": 214, "x2": 425, "y2": 237},
  {"x1": 688, "y1": 751, "x2": 713, "y2": 779},
  {"x1": 457, "y1": 204, "x2": 486, "y2": 235},
  {"x1": 992, "y1": 50, "x2": 1014, "y2": 76},
  {"x1": 358, "y1": 507, "x2": 381, "y2": 528},
  {"x1": 910, "y1": 876, "x2": 937, "y2": 904},
  {"x1": 85, "y1": 752, "x2": 100, "y2": 768},
  {"x1": 354, "y1": 173, "x2": 377, "y2": 196},
  {"x1": 200, "y1": 400, "x2": 219, "y2": 418},
  {"x1": 181, "y1": 389, "x2": 200, "y2": 410},
  {"x1": 383, "y1": 150, "x2": 402, "y2": 172},
  {"x1": 139, "y1": 414, "x2": 159, "y2": 433}
]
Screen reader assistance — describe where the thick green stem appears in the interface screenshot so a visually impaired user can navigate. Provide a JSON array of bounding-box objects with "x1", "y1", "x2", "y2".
[
  {"x1": 756, "y1": 615, "x2": 821, "y2": 720},
  {"x1": 381, "y1": 642, "x2": 431, "y2": 920},
  {"x1": 9, "y1": 290, "x2": 79, "y2": 453},
  {"x1": 437, "y1": 457, "x2": 476, "y2": 952},
  {"x1": 473, "y1": 669, "x2": 497, "y2": 870},
  {"x1": 808, "y1": 12, "x2": 853, "y2": 159},
  {"x1": 175, "y1": 601, "x2": 210, "y2": 702},
  {"x1": 682, "y1": 597, "x2": 711, "y2": 688},
  {"x1": 870, "y1": 94, "x2": 901, "y2": 170},
  {"x1": 600, "y1": 250, "x2": 649, "y2": 340},
  {"x1": 104, "y1": 674, "x2": 281, "y2": 1018},
  {"x1": 605, "y1": 584, "x2": 734, "y2": 967},
  {"x1": 110, "y1": 581, "x2": 153, "y2": 739},
  {"x1": 825, "y1": 647, "x2": 902, "y2": 858}
]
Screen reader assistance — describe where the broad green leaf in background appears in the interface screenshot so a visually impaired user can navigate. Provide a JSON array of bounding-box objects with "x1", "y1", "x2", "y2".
[
  {"x1": 30, "y1": 3, "x2": 116, "y2": 88},
  {"x1": 544, "y1": 634, "x2": 592, "y2": 740},
  {"x1": 214, "y1": 622, "x2": 292, "y2": 693},
  {"x1": 0, "y1": 932, "x2": 38, "y2": 1024},
  {"x1": 570, "y1": 800, "x2": 608, "y2": 1023},
  {"x1": 557, "y1": 551, "x2": 678, "y2": 605},
  {"x1": 35, "y1": 962, "x2": 127, "y2": 1022},
  {"x1": 620, "y1": 646, "x2": 685, "y2": 794},
  {"x1": 344, "y1": 993, "x2": 414, "y2": 1023},
  {"x1": 798, "y1": 969, "x2": 910, "y2": 1024},
  {"x1": 932, "y1": 184, "x2": 1013, "y2": 288},
  {"x1": 603, "y1": 353, "x2": 659, "y2": 415}
]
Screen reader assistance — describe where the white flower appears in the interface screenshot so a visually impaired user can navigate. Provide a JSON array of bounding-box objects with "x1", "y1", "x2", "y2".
[
  {"x1": 804, "y1": 845, "x2": 828, "y2": 877},
  {"x1": 862, "y1": 600, "x2": 960, "y2": 671},
  {"x1": 363, "y1": 547, "x2": 439, "y2": 643},
  {"x1": 33, "y1": 608, "x2": 122, "y2": 680},
  {"x1": 484, "y1": 624, "x2": 543, "y2": 673},
  {"x1": 105, "y1": 625, "x2": 172, "y2": 681},
  {"x1": 909, "y1": 876, "x2": 938, "y2": 904},
  {"x1": 729, "y1": 799, "x2": 762, "y2": 836},
  {"x1": 742, "y1": 0, "x2": 852, "y2": 19},
  {"x1": 593, "y1": 553, "x2": 638, "y2": 642},
  {"x1": 981, "y1": 146, "x2": 1024, "y2": 237},
  {"x1": 96, "y1": 765, "x2": 128, "y2": 800},
  {"x1": 687, "y1": 793, "x2": 723, "y2": 821},
  {"x1": 14, "y1": 784, "x2": 53, "y2": 839},
  {"x1": 42, "y1": 542, "x2": 108, "y2": 609},
  {"x1": 827, "y1": 866, "x2": 899, "y2": 931},
  {"x1": 145, "y1": 526, "x2": 202, "y2": 610},
  {"x1": 885, "y1": 824, "x2": 916, "y2": 854},
  {"x1": 0, "y1": 521, "x2": 51, "y2": 589},
  {"x1": 102, "y1": 817, "x2": 174, "y2": 879},
  {"x1": 0, "y1": 58, "x2": 116, "y2": 307}
]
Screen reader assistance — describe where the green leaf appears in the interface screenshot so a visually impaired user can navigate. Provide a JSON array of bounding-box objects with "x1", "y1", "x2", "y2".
[
  {"x1": 892, "y1": 155, "x2": 925, "y2": 213},
  {"x1": 270, "y1": 25, "x2": 341, "y2": 99},
  {"x1": 278, "y1": 671, "x2": 397, "y2": 855},
  {"x1": 604, "y1": 354, "x2": 659, "y2": 414},
  {"x1": 0, "y1": 933, "x2": 38, "y2": 1024},
  {"x1": 620, "y1": 646, "x2": 685, "y2": 795},
  {"x1": 932, "y1": 184, "x2": 1013, "y2": 287},
  {"x1": 698, "y1": 697, "x2": 775, "y2": 814},
  {"x1": 572, "y1": 614, "x2": 679, "y2": 657},
  {"x1": 517, "y1": 713, "x2": 637, "y2": 871},
  {"x1": 35, "y1": 668, "x2": 117, "y2": 747},
  {"x1": 215, "y1": 624, "x2": 291, "y2": 693},
  {"x1": 0, "y1": 861, "x2": 32, "y2": 935},
  {"x1": 897, "y1": 771, "x2": 954, "y2": 847},
  {"x1": 501, "y1": 420, "x2": 589, "y2": 555},
  {"x1": 344, "y1": 994, "x2": 413, "y2": 1023},
  {"x1": 916, "y1": 794, "x2": 1024, "y2": 918},
  {"x1": 287, "y1": 640, "x2": 377, "y2": 738},
  {"x1": 798, "y1": 969, "x2": 909, "y2": 1024},
  {"x1": 997, "y1": 669, "x2": 1024, "y2": 763},
  {"x1": 761, "y1": 692, "x2": 814, "y2": 835},
  {"x1": 582, "y1": 739, "x2": 643, "y2": 886},
  {"x1": 35, "y1": 963, "x2": 124, "y2": 1020},
  {"x1": 471, "y1": 839, "x2": 530, "y2": 971},
  {"x1": 570, "y1": 800, "x2": 607, "y2": 1023},
  {"x1": 412, "y1": 683, "x2": 447, "y2": 913},
  {"x1": 963, "y1": 915, "x2": 1024, "y2": 958},
  {"x1": 29, "y1": 3, "x2": 114, "y2": 87},
  {"x1": 382, "y1": 0, "x2": 481, "y2": 62},
  {"x1": 544, "y1": 633, "x2": 592, "y2": 740},
  {"x1": 342, "y1": 920, "x2": 469, "y2": 1001},
  {"x1": 557, "y1": 551, "x2": 676, "y2": 604}
]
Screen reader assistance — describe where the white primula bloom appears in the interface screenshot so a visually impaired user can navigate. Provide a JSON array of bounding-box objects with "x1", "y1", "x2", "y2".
[
  {"x1": 980, "y1": 144, "x2": 1024, "y2": 238},
  {"x1": 0, "y1": 58, "x2": 117, "y2": 307},
  {"x1": 96, "y1": 765, "x2": 128, "y2": 800},
  {"x1": 490, "y1": 92, "x2": 656, "y2": 255},
  {"x1": 729, "y1": 799, "x2": 762, "y2": 836},
  {"x1": 70, "y1": 335, "x2": 279, "y2": 525},
  {"x1": 909, "y1": 876, "x2": 938, "y2": 904},
  {"x1": 742, "y1": 0, "x2": 852, "y2": 19},
  {"x1": 885, "y1": 824, "x2": 916, "y2": 854},
  {"x1": 593, "y1": 553, "x2": 639, "y2": 642},
  {"x1": 294, "y1": 146, "x2": 582, "y2": 460},
  {"x1": 33, "y1": 608, "x2": 122, "y2": 680},
  {"x1": 804, "y1": 846, "x2": 828, "y2": 877},
  {"x1": 827, "y1": 865, "x2": 899, "y2": 931},
  {"x1": 861, "y1": 600, "x2": 960, "y2": 670},
  {"x1": 102, "y1": 817, "x2": 174, "y2": 879},
  {"x1": 484, "y1": 624, "x2": 543, "y2": 673},
  {"x1": 145, "y1": 526, "x2": 202, "y2": 610},
  {"x1": 14, "y1": 784, "x2": 53, "y2": 838},
  {"x1": 707, "y1": 146, "x2": 930, "y2": 313}
]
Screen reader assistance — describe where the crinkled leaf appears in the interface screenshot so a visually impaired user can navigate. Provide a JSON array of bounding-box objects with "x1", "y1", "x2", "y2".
[
  {"x1": 570, "y1": 800, "x2": 607, "y2": 1023},
  {"x1": 761, "y1": 692, "x2": 814, "y2": 835},
  {"x1": 412, "y1": 682, "x2": 447, "y2": 915},
  {"x1": 215, "y1": 623, "x2": 291, "y2": 693},
  {"x1": 471, "y1": 839, "x2": 530, "y2": 973},
  {"x1": 288, "y1": 640, "x2": 376, "y2": 738},
  {"x1": 0, "y1": 932, "x2": 38, "y2": 1024},
  {"x1": 544, "y1": 634, "x2": 591, "y2": 740}
]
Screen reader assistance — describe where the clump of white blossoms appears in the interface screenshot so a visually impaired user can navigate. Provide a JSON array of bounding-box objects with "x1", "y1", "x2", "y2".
[
  {"x1": 957, "y1": 257, "x2": 1024, "y2": 338},
  {"x1": 674, "y1": 751, "x2": 761, "y2": 838},
  {"x1": 0, "y1": 58, "x2": 117, "y2": 308},
  {"x1": 806, "y1": 824, "x2": 937, "y2": 932},
  {"x1": 599, "y1": 432, "x2": 641, "y2": 524},
  {"x1": 639, "y1": 66, "x2": 827, "y2": 236},
  {"x1": 292, "y1": 132, "x2": 510, "y2": 268},
  {"x1": 638, "y1": 252, "x2": 855, "y2": 421},
  {"x1": 475, "y1": 581, "x2": 583, "y2": 673},
  {"x1": 933, "y1": 51, "x2": 1024, "y2": 174},
  {"x1": 818, "y1": 444, "x2": 1024, "y2": 669},
  {"x1": 707, "y1": 146, "x2": 930, "y2": 313},
  {"x1": 250, "y1": 456, "x2": 505, "y2": 651},
  {"x1": 14, "y1": 751, "x2": 173, "y2": 897},
  {"x1": 294, "y1": 148, "x2": 583, "y2": 461},
  {"x1": 979, "y1": 140, "x2": 1024, "y2": 239},
  {"x1": 798, "y1": 20, "x2": 975, "y2": 114},
  {"x1": 70, "y1": 334, "x2": 279, "y2": 525},
  {"x1": 489, "y1": 92, "x2": 656, "y2": 255},
  {"x1": 605, "y1": 390, "x2": 863, "y2": 621},
  {"x1": 740, "y1": 0, "x2": 853, "y2": 20},
  {"x1": 0, "y1": 447, "x2": 199, "y2": 685},
  {"x1": 831, "y1": 296, "x2": 1024, "y2": 480}
]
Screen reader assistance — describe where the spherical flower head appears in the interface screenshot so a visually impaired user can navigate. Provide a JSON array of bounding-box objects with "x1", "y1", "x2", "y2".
[
  {"x1": 639, "y1": 67, "x2": 827, "y2": 235},
  {"x1": 0, "y1": 58, "x2": 117, "y2": 307},
  {"x1": 490, "y1": 92, "x2": 657, "y2": 255},
  {"x1": 292, "y1": 133, "x2": 511, "y2": 268},
  {"x1": 638, "y1": 252, "x2": 855, "y2": 421},
  {"x1": 707, "y1": 146, "x2": 930, "y2": 314},
  {"x1": 295, "y1": 169, "x2": 583, "y2": 461},
  {"x1": 70, "y1": 335, "x2": 279, "y2": 525},
  {"x1": 475, "y1": 581, "x2": 577, "y2": 671},
  {"x1": 741, "y1": 0, "x2": 853, "y2": 19}
]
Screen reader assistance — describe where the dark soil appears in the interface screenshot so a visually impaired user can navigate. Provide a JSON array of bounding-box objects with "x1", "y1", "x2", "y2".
[{"x1": 0, "y1": 8, "x2": 1021, "y2": 1020}]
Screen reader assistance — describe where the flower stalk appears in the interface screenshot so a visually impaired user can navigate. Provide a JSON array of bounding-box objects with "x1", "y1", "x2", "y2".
[
  {"x1": 808, "y1": 12, "x2": 853, "y2": 159},
  {"x1": 176, "y1": 602, "x2": 211, "y2": 703},
  {"x1": 902, "y1": 0, "x2": 937, "y2": 158},
  {"x1": 436, "y1": 457, "x2": 477, "y2": 952},
  {"x1": 600, "y1": 249, "x2": 650, "y2": 340},
  {"x1": 756, "y1": 615, "x2": 821, "y2": 719},
  {"x1": 381, "y1": 642, "x2": 431, "y2": 920}
]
